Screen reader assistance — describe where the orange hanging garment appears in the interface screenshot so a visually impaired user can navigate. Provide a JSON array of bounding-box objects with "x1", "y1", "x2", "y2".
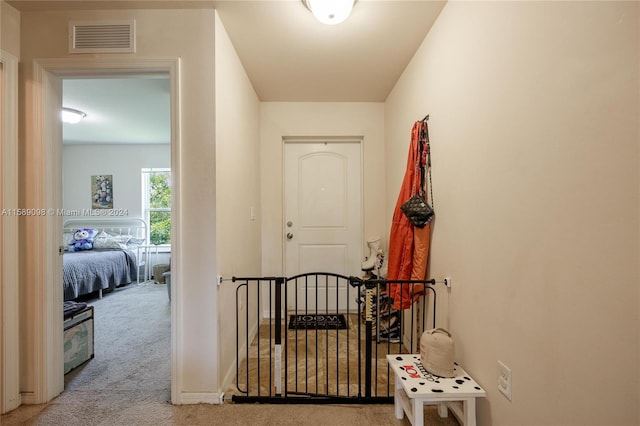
[{"x1": 387, "y1": 120, "x2": 431, "y2": 309}]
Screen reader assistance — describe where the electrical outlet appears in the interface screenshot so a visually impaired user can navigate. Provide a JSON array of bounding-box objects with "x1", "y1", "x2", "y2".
[
  {"x1": 497, "y1": 360, "x2": 512, "y2": 400},
  {"x1": 217, "y1": 275, "x2": 223, "y2": 286},
  {"x1": 444, "y1": 277, "x2": 452, "y2": 288}
]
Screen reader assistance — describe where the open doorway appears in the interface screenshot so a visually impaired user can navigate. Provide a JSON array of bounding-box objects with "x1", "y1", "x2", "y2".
[
  {"x1": 26, "y1": 57, "x2": 181, "y2": 406},
  {"x1": 61, "y1": 75, "x2": 172, "y2": 396}
]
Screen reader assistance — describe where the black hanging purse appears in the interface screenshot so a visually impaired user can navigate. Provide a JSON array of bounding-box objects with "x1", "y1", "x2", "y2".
[
  {"x1": 401, "y1": 120, "x2": 435, "y2": 228},
  {"x1": 401, "y1": 194, "x2": 434, "y2": 228}
]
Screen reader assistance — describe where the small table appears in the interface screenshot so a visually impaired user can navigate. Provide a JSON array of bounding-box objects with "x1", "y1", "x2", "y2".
[{"x1": 387, "y1": 354, "x2": 486, "y2": 426}]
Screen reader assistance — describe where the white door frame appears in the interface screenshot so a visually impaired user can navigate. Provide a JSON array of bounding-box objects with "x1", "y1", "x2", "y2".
[
  {"x1": 1, "y1": 49, "x2": 21, "y2": 413},
  {"x1": 29, "y1": 57, "x2": 181, "y2": 404}
]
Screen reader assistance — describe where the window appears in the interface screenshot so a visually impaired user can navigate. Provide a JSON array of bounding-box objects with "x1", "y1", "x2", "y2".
[{"x1": 142, "y1": 168, "x2": 171, "y2": 245}]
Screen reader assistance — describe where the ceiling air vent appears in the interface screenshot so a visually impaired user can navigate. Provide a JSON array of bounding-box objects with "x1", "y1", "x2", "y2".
[{"x1": 69, "y1": 20, "x2": 136, "y2": 54}]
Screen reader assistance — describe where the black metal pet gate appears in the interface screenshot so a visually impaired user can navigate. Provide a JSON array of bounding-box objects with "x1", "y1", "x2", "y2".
[{"x1": 232, "y1": 273, "x2": 441, "y2": 404}]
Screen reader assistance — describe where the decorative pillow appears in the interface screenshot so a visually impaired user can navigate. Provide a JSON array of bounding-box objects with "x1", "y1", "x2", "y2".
[
  {"x1": 62, "y1": 232, "x2": 75, "y2": 250},
  {"x1": 126, "y1": 237, "x2": 147, "y2": 250},
  {"x1": 111, "y1": 234, "x2": 132, "y2": 245},
  {"x1": 68, "y1": 228, "x2": 98, "y2": 252},
  {"x1": 93, "y1": 231, "x2": 130, "y2": 250}
]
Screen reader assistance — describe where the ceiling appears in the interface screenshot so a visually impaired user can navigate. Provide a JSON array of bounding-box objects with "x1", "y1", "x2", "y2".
[
  {"x1": 63, "y1": 76, "x2": 171, "y2": 144},
  {"x1": 9, "y1": 0, "x2": 446, "y2": 143},
  {"x1": 214, "y1": 0, "x2": 445, "y2": 101}
]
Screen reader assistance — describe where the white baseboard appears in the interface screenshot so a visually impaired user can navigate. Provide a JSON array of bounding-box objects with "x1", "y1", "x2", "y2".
[
  {"x1": 19, "y1": 392, "x2": 36, "y2": 405},
  {"x1": 220, "y1": 316, "x2": 260, "y2": 395},
  {"x1": 1, "y1": 392, "x2": 21, "y2": 414},
  {"x1": 175, "y1": 392, "x2": 224, "y2": 405},
  {"x1": 220, "y1": 360, "x2": 237, "y2": 400}
]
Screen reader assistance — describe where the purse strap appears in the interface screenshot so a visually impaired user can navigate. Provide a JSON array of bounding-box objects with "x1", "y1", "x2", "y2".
[
  {"x1": 410, "y1": 128, "x2": 421, "y2": 198},
  {"x1": 417, "y1": 120, "x2": 434, "y2": 210},
  {"x1": 410, "y1": 119, "x2": 435, "y2": 210},
  {"x1": 424, "y1": 121, "x2": 434, "y2": 210}
]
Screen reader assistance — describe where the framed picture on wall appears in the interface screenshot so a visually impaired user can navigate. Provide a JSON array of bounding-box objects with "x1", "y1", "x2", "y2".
[{"x1": 91, "y1": 175, "x2": 113, "y2": 209}]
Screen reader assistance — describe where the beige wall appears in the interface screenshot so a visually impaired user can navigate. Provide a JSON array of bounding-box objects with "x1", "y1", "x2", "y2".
[
  {"x1": 213, "y1": 11, "x2": 261, "y2": 392},
  {"x1": 0, "y1": 1, "x2": 20, "y2": 57},
  {"x1": 62, "y1": 144, "x2": 170, "y2": 220},
  {"x1": 260, "y1": 102, "x2": 386, "y2": 277},
  {"x1": 385, "y1": 1, "x2": 639, "y2": 425},
  {"x1": 18, "y1": 8, "x2": 220, "y2": 401}
]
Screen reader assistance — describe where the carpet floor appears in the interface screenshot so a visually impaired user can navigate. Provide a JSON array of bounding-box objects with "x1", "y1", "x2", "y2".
[
  {"x1": 1, "y1": 283, "x2": 458, "y2": 426},
  {"x1": 230, "y1": 314, "x2": 408, "y2": 399}
]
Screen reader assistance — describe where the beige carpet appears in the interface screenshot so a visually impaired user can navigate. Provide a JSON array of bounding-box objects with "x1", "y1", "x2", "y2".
[
  {"x1": 1, "y1": 283, "x2": 458, "y2": 426},
  {"x1": 3, "y1": 402, "x2": 462, "y2": 426},
  {"x1": 230, "y1": 314, "x2": 407, "y2": 399}
]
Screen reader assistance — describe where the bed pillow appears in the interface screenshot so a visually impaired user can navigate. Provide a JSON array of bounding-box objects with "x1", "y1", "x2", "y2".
[
  {"x1": 62, "y1": 232, "x2": 75, "y2": 250},
  {"x1": 93, "y1": 231, "x2": 130, "y2": 250},
  {"x1": 126, "y1": 237, "x2": 146, "y2": 250},
  {"x1": 68, "y1": 228, "x2": 98, "y2": 252}
]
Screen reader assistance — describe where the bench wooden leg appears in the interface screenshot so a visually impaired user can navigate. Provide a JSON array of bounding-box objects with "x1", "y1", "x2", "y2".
[
  {"x1": 394, "y1": 376, "x2": 404, "y2": 420},
  {"x1": 463, "y1": 398, "x2": 477, "y2": 426},
  {"x1": 438, "y1": 402, "x2": 448, "y2": 418},
  {"x1": 412, "y1": 398, "x2": 424, "y2": 426},
  {"x1": 394, "y1": 395, "x2": 403, "y2": 419}
]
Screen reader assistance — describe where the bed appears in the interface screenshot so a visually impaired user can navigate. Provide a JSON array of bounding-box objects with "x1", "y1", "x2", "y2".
[{"x1": 62, "y1": 218, "x2": 148, "y2": 301}]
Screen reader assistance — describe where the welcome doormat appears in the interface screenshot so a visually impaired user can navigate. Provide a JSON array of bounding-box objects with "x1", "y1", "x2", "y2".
[{"x1": 288, "y1": 314, "x2": 347, "y2": 330}]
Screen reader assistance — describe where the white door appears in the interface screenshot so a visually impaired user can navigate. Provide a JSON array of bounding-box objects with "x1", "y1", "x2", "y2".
[{"x1": 284, "y1": 141, "x2": 362, "y2": 312}]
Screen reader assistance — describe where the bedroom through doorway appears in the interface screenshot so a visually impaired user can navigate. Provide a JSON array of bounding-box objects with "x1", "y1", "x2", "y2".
[{"x1": 61, "y1": 74, "x2": 172, "y2": 398}]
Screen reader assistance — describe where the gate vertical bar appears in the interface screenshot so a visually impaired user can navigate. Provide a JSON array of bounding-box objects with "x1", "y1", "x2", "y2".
[
  {"x1": 353, "y1": 277, "x2": 363, "y2": 398},
  {"x1": 256, "y1": 280, "x2": 261, "y2": 395},
  {"x1": 274, "y1": 277, "x2": 283, "y2": 397},
  {"x1": 235, "y1": 282, "x2": 248, "y2": 394},
  {"x1": 364, "y1": 286, "x2": 373, "y2": 398}
]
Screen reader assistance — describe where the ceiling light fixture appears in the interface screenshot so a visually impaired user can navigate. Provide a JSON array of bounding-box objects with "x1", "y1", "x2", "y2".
[
  {"x1": 302, "y1": 0, "x2": 356, "y2": 26},
  {"x1": 61, "y1": 107, "x2": 87, "y2": 124}
]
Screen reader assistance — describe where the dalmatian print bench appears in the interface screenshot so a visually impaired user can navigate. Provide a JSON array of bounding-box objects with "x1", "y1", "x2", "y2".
[{"x1": 387, "y1": 354, "x2": 486, "y2": 426}]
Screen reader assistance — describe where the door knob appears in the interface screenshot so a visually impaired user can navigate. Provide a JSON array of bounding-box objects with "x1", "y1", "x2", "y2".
[{"x1": 286, "y1": 233, "x2": 293, "y2": 240}]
